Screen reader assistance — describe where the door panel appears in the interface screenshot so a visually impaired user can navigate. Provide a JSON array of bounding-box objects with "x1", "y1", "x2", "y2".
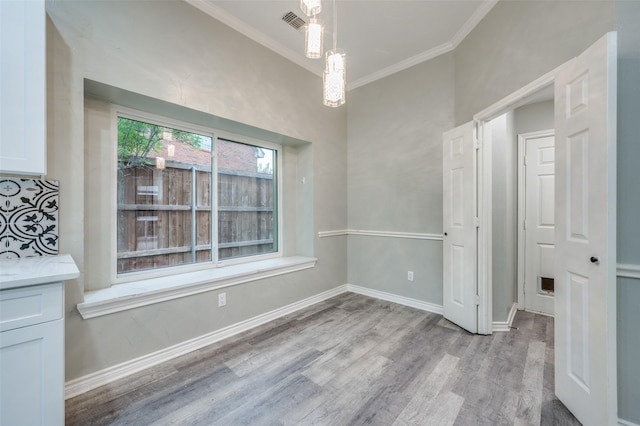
[
  {"x1": 554, "y1": 32, "x2": 616, "y2": 426},
  {"x1": 443, "y1": 122, "x2": 476, "y2": 333},
  {"x1": 524, "y1": 134, "x2": 555, "y2": 316}
]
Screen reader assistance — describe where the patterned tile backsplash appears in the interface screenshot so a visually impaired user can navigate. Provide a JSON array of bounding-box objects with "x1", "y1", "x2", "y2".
[{"x1": 0, "y1": 178, "x2": 59, "y2": 259}]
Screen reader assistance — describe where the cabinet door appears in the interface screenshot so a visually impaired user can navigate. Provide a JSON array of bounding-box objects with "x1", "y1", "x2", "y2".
[
  {"x1": 0, "y1": 0, "x2": 46, "y2": 175},
  {"x1": 0, "y1": 320, "x2": 64, "y2": 426}
]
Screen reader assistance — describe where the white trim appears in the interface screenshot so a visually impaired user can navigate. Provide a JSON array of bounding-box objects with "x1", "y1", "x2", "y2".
[
  {"x1": 492, "y1": 303, "x2": 518, "y2": 332},
  {"x1": 77, "y1": 256, "x2": 317, "y2": 319},
  {"x1": 619, "y1": 418, "x2": 640, "y2": 426},
  {"x1": 185, "y1": 0, "x2": 322, "y2": 78},
  {"x1": 347, "y1": 284, "x2": 443, "y2": 315},
  {"x1": 349, "y1": 0, "x2": 498, "y2": 90},
  {"x1": 318, "y1": 229, "x2": 443, "y2": 241},
  {"x1": 474, "y1": 66, "x2": 568, "y2": 336},
  {"x1": 474, "y1": 63, "x2": 566, "y2": 122},
  {"x1": 66, "y1": 284, "x2": 348, "y2": 399},
  {"x1": 349, "y1": 42, "x2": 454, "y2": 90},
  {"x1": 477, "y1": 120, "x2": 492, "y2": 335},
  {"x1": 317, "y1": 229, "x2": 349, "y2": 238},
  {"x1": 617, "y1": 263, "x2": 640, "y2": 280},
  {"x1": 189, "y1": 0, "x2": 497, "y2": 92},
  {"x1": 450, "y1": 0, "x2": 499, "y2": 47}
]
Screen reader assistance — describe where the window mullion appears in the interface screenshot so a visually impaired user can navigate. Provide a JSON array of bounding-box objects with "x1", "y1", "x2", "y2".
[
  {"x1": 212, "y1": 136, "x2": 219, "y2": 265},
  {"x1": 191, "y1": 166, "x2": 196, "y2": 263}
]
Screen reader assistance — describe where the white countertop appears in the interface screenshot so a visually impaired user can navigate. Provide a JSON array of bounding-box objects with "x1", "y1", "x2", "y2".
[{"x1": 0, "y1": 254, "x2": 80, "y2": 290}]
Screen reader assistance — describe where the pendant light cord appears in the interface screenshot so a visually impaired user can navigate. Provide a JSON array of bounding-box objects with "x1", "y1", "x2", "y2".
[{"x1": 332, "y1": 0, "x2": 337, "y2": 51}]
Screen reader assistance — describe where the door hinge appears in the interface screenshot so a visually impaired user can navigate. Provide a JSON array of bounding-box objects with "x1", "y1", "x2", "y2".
[
  {"x1": 475, "y1": 295, "x2": 481, "y2": 305},
  {"x1": 473, "y1": 139, "x2": 481, "y2": 150},
  {"x1": 473, "y1": 217, "x2": 480, "y2": 228},
  {"x1": 524, "y1": 155, "x2": 528, "y2": 166}
]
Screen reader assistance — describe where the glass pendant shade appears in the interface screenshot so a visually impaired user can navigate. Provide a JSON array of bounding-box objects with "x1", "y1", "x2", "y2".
[
  {"x1": 323, "y1": 49, "x2": 346, "y2": 107},
  {"x1": 300, "y1": 0, "x2": 322, "y2": 16},
  {"x1": 305, "y1": 18, "x2": 323, "y2": 59}
]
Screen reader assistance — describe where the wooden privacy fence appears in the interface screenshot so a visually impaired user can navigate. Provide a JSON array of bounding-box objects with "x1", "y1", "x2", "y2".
[{"x1": 116, "y1": 160, "x2": 275, "y2": 274}]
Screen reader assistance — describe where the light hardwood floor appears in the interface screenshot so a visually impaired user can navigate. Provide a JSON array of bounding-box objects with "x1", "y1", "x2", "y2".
[{"x1": 66, "y1": 293, "x2": 581, "y2": 425}]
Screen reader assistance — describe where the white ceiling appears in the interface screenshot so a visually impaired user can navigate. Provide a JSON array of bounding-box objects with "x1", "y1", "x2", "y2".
[{"x1": 186, "y1": 0, "x2": 498, "y2": 90}]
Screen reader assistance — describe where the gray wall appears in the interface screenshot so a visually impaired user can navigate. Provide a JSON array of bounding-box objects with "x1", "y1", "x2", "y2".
[
  {"x1": 46, "y1": 0, "x2": 347, "y2": 380},
  {"x1": 347, "y1": 53, "x2": 454, "y2": 304},
  {"x1": 454, "y1": 1, "x2": 614, "y2": 125},
  {"x1": 347, "y1": 1, "x2": 613, "y2": 321},
  {"x1": 514, "y1": 100, "x2": 554, "y2": 136},
  {"x1": 490, "y1": 112, "x2": 517, "y2": 322},
  {"x1": 615, "y1": 1, "x2": 640, "y2": 423}
]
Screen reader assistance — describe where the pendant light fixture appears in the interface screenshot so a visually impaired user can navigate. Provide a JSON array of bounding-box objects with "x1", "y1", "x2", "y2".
[
  {"x1": 300, "y1": 0, "x2": 322, "y2": 16},
  {"x1": 323, "y1": 0, "x2": 345, "y2": 107},
  {"x1": 305, "y1": 17, "x2": 323, "y2": 59}
]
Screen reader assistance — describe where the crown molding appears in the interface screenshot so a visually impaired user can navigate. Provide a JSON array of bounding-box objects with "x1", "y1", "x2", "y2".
[
  {"x1": 187, "y1": 0, "x2": 499, "y2": 91},
  {"x1": 451, "y1": 0, "x2": 499, "y2": 47},
  {"x1": 348, "y1": 42, "x2": 454, "y2": 90},
  {"x1": 185, "y1": 0, "x2": 323, "y2": 77},
  {"x1": 350, "y1": 0, "x2": 498, "y2": 90}
]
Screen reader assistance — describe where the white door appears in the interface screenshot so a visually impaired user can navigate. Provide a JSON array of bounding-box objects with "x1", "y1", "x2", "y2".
[
  {"x1": 522, "y1": 132, "x2": 555, "y2": 316},
  {"x1": 554, "y1": 32, "x2": 617, "y2": 426},
  {"x1": 442, "y1": 122, "x2": 477, "y2": 333}
]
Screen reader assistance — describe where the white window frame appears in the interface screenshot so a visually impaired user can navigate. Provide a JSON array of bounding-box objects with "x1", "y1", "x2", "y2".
[{"x1": 110, "y1": 105, "x2": 283, "y2": 285}]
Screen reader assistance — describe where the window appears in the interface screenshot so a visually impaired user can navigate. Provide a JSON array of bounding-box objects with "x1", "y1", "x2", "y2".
[{"x1": 116, "y1": 114, "x2": 279, "y2": 275}]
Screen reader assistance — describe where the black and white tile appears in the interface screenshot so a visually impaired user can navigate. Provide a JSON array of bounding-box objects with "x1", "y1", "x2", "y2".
[{"x1": 0, "y1": 178, "x2": 59, "y2": 259}]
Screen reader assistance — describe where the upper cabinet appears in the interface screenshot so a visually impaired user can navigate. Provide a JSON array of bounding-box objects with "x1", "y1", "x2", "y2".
[{"x1": 0, "y1": 0, "x2": 46, "y2": 175}]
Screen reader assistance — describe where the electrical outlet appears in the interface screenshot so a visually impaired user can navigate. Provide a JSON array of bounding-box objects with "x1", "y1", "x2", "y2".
[
  {"x1": 407, "y1": 271, "x2": 414, "y2": 281},
  {"x1": 218, "y1": 292, "x2": 227, "y2": 307}
]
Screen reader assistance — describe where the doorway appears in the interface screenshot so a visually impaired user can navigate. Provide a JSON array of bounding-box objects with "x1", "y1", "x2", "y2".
[
  {"x1": 443, "y1": 32, "x2": 617, "y2": 426},
  {"x1": 518, "y1": 129, "x2": 555, "y2": 316},
  {"x1": 485, "y1": 98, "x2": 557, "y2": 319},
  {"x1": 472, "y1": 32, "x2": 617, "y2": 426},
  {"x1": 477, "y1": 90, "x2": 556, "y2": 330}
]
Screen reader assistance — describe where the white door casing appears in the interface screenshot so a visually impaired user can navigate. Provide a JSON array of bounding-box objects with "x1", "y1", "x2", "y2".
[
  {"x1": 442, "y1": 122, "x2": 477, "y2": 334},
  {"x1": 554, "y1": 32, "x2": 617, "y2": 426},
  {"x1": 520, "y1": 132, "x2": 555, "y2": 316}
]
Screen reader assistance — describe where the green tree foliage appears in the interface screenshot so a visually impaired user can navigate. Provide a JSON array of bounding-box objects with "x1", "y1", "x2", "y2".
[{"x1": 117, "y1": 117, "x2": 202, "y2": 169}]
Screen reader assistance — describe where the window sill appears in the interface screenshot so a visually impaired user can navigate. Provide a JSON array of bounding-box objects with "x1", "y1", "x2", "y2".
[{"x1": 77, "y1": 256, "x2": 317, "y2": 319}]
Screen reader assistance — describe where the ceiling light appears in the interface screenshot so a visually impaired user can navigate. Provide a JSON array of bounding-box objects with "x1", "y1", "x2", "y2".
[
  {"x1": 323, "y1": 49, "x2": 345, "y2": 107},
  {"x1": 305, "y1": 18, "x2": 323, "y2": 59},
  {"x1": 300, "y1": 0, "x2": 321, "y2": 16},
  {"x1": 323, "y1": 0, "x2": 345, "y2": 107}
]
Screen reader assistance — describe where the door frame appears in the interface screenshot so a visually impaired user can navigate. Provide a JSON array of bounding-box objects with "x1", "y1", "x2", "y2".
[
  {"x1": 473, "y1": 37, "x2": 617, "y2": 422},
  {"x1": 473, "y1": 63, "x2": 564, "y2": 335},
  {"x1": 517, "y1": 129, "x2": 555, "y2": 313}
]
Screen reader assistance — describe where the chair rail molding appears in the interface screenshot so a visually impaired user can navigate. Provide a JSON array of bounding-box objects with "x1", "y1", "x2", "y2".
[
  {"x1": 617, "y1": 263, "x2": 640, "y2": 280},
  {"x1": 318, "y1": 229, "x2": 443, "y2": 241}
]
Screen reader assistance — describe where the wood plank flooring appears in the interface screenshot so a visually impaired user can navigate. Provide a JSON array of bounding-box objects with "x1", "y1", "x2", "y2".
[{"x1": 66, "y1": 293, "x2": 581, "y2": 425}]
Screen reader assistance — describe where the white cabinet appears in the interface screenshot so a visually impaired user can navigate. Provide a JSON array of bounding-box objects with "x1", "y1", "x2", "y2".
[
  {"x1": 0, "y1": 0, "x2": 46, "y2": 175},
  {"x1": 0, "y1": 255, "x2": 79, "y2": 426},
  {"x1": 0, "y1": 283, "x2": 64, "y2": 426}
]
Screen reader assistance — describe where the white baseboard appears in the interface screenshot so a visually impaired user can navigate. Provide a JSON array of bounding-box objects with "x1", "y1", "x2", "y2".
[
  {"x1": 66, "y1": 284, "x2": 444, "y2": 399},
  {"x1": 346, "y1": 284, "x2": 444, "y2": 315},
  {"x1": 65, "y1": 284, "x2": 349, "y2": 399},
  {"x1": 619, "y1": 418, "x2": 640, "y2": 426},
  {"x1": 492, "y1": 302, "x2": 518, "y2": 332}
]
